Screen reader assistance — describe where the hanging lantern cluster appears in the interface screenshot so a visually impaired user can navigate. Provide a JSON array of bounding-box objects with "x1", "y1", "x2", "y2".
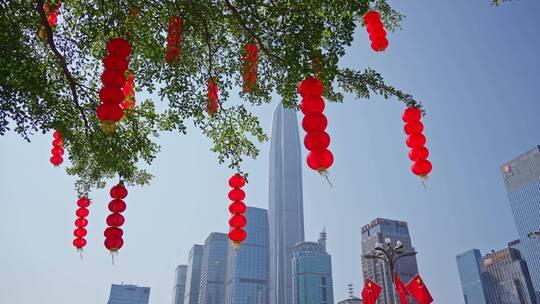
[
  {"x1": 242, "y1": 43, "x2": 259, "y2": 92},
  {"x1": 403, "y1": 107, "x2": 432, "y2": 180},
  {"x1": 207, "y1": 79, "x2": 219, "y2": 114},
  {"x1": 228, "y1": 174, "x2": 247, "y2": 249},
  {"x1": 299, "y1": 78, "x2": 334, "y2": 175},
  {"x1": 73, "y1": 197, "x2": 90, "y2": 253},
  {"x1": 121, "y1": 71, "x2": 136, "y2": 111},
  {"x1": 97, "y1": 38, "x2": 131, "y2": 133},
  {"x1": 50, "y1": 129, "x2": 64, "y2": 167},
  {"x1": 104, "y1": 183, "x2": 127, "y2": 255},
  {"x1": 166, "y1": 16, "x2": 183, "y2": 63},
  {"x1": 44, "y1": 2, "x2": 61, "y2": 27},
  {"x1": 363, "y1": 10, "x2": 388, "y2": 52}
]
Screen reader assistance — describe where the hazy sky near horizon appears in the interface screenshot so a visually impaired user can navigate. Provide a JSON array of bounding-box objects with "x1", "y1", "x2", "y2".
[{"x1": 1, "y1": 1, "x2": 540, "y2": 303}]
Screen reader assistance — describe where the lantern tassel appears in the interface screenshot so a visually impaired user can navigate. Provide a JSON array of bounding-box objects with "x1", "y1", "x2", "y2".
[
  {"x1": 420, "y1": 175, "x2": 428, "y2": 189},
  {"x1": 77, "y1": 248, "x2": 83, "y2": 260},
  {"x1": 232, "y1": 241, "x2": 241, "y2": 250},
  {"x1": 318, "y1": 170, "x2": 333, "y2": 188}
]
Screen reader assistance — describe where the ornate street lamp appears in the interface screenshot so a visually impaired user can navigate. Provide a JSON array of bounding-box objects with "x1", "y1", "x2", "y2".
[
  {"x1": 363, "y1": 238, "x2": 418, "y2": 283},
  {"x1": 528, "y1": 231, "x2": 540, "y2": 240}
]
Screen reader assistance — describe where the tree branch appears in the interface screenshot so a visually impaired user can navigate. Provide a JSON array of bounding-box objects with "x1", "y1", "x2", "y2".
[{"x1": 36, "y1": 0, "x2": 90, "y2": 132}]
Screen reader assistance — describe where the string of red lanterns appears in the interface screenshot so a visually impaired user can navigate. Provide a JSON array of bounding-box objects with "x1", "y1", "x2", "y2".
[
  {"x1": 44, "y1": 2, "x2": 61, "y2": 27},
  {"x1": 242, "y1": 43, "x2": 259, "y2": 92},
  {"x1": 207, "y1": 79, "x2": 219, "y2": 114},
  {"x1": 402, "y1": 107, "x2": 432, "y2": 180},
  {"x1": 121, "y1": 70, "x2": 136, "y2": 111},
  {"x1": 73, "y1": 197, "x2": 90, "y2": 256},
  {"x1": 363, "y1": 10, "x2": 389, "y2": 52},
  {"x1": 96, "y1": 38, "x2": 131, "y2": 133},
  {"x1": 228, "y1": 174, "x2": 247, "y2": 249},
  {"x1": 104, "y1": 183, "x2": 127, "y2": 257},
  {"x1": 50, "y1": 129, "x2": 64, "y2": 167},
  {"x1": 166, "y1": 16, "x2": 183, "y2": 64},
  {"x1": 299, "y1": 78, "x2": 334, "y2": 176}
]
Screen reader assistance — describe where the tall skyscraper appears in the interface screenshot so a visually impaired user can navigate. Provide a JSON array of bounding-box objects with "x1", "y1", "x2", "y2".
[
  {"x1": 456, "y1": 249, "x2": 487, "y2": 304},
  {"x1": 456, "y1": 245, "x2": 537, "y2": 303},
  {"x1": 185, "y1": 244, "x2": 204, "y2": 304},
  {"x1": 172, "y1": 265, "x2": 188, "y2": 304},
  {"x1": 199, "y1": 232, "x2": 229, "y2": 304},
  {"x1": 361, "y1": 218, "x2": 419, "y2": 304},
  {"x1": 107, "y1": 283, "x2": 150, "y2": 304},
  {"x1": 501, "y1": 145, "x2": 540, "y2": 299},
  {"x1": 225, "y1": 207, "x2": 270, "y2": 304},
  {"x1": 269, "y1": 103, "x2": 305, "y2": 304},
  {"x1": 292, "y1": 229, "x2": 334, "y2": 304}
]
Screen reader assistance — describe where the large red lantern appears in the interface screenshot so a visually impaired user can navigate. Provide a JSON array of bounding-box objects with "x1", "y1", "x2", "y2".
[
  {"x1": 166, "y1": 16, "x2": 183, "y2": 63},
  {"x1": 242, "y1": 43, "x2": 259, "y2": 92},
  {"x1": 402, "y1": 107, "x2": 432, "y2": 180},
  {"x1": 363, "y1": 10, "x2": 389, "y2": 52},
  {"x1": 228, "y1": 174, "x2": 247, "y2": 249},
  {"x1": 104, "y1": 183, "x2": 127, "y2": 257},
  {"x1": 96, "y1": 38, "x2": 131, "y2": 133},
  {"x1": 73, "y1": 197, "x2": 90, "y2": 256},
  {"x1": 299, "y1": 77, "x2": 334, "y2": 177},
  {"x1": 50, "y1": 130, "x2": 64, "y2": 167},
  {"x1": 207, "y1": 80, "x2": 219, "y2": 114}
]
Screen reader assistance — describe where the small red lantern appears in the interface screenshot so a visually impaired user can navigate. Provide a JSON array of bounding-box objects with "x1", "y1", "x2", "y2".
[
  {"x1": 50, "y1": 130, "x2": 64, "y2": 167},
  {"x1": 73, "y1": 197, "x2": 90, "y2": 255},
  {"x1": 104, "y1": 183, "x2": 127, "y2": 256},
  {"x1": 44, "y1": 2, "x2": 62, "y2": 27},
  {"x1": 298, "y1": 77, "x2": 334, "y2": 177},
  {"x1": 242, "y1": 43, "x2": 259, "y2": 92},
  {"x1": 121, "y1": 71, "x2": 136, "y2": 111},
  {"x1": 207, "y1": 80, "x2": 219, "y2": 114},
  {"x1": 402, "y1": 107, "x2": 432, "y2": 180},
  {"x1": 363, "y1": 10, "x2": 389, "y2": 52},
  {"x1": 166, "y1": 16, "x2": 183, "y2": 63},
  {"x1": 228, "y1": 174, "x2": 247, "y2": 249}
]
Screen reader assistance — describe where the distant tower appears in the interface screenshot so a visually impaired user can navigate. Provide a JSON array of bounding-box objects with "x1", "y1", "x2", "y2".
[
  {"x1": 269, "y1": 102, "x2": 305, "y2": 304},
  {"x1": 184, "y1": 244, "x2": 204, "y2": 304},
  {"x1": 199, "y1": 233, "x2": 229, "y2": 304},
  {"x1": 107, "y1": 283, "x2": 150, "y2": 304},
  {"x1": 172, "y1": 265, "x2": 188, "y2": 304}
]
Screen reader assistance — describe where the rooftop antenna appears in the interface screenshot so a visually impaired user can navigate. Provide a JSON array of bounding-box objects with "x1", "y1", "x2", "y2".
[{"x1": 348, "y1": 283, "x2": 354, "y2": 299}]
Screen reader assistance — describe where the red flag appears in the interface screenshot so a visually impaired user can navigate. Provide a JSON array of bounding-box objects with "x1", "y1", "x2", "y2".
[
  {"x1": 406, "y1": 274, "x2": 433, "y2": 304},
  {"x1": 362, "y1": 279, "x2": 382, "y2": 304},
  {"x1": 394, "y1": 273, "x2": 410, "y2": 304}
]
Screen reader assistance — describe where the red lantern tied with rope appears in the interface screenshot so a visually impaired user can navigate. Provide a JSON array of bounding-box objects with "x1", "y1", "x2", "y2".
[
  {"x1": 50, "y1": 129, "x2": 64, "y2": 167},
  {"x1": 121, "y1": 71, "x2": 136, "y2": 111},
  {"x1": 242, "y1": 43, "x2": 259, "y2": 92},
  {"x1": 207, "y1": 79, "x2": 219, "y2": 114},
  {"x1": 228, "y1": 174, "x2": 247, "y2": 249},
  {"x1": 166, "y1": 16, "x2": 183, "y2": 63},
  {"x1": 73, "y1": 197, "x2": 90, "y2": 256},
  {"x1": 104, "y1": 183, "x2": 127, "y2": 258},
  {"x1": 402, "y1": 107, "x2": 432, "y2": 180},
  {"x1": 363, "y1": 10, "x2": 389, "y2": 52}
]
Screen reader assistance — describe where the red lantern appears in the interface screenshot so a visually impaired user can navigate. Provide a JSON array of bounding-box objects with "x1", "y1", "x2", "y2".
[
  {"x1": 307, "y1": 149, "x2": 334, "y2": 173},
  {"x1": 229, "y1": 214, "x2": 247, "y2": 228},
  {"x1": 363, "y1": 10, "x2": 389, "y2": 52},
  {"x1": 166, "y1": 16, "x2": 183, "y2": 63},
  {"x1": 304, "y1": 131, "x2": 330, "y2": 151},
  {"x1": 242, "y1": 43, "x2": 259, "y2": 92},
  {"x1": 207, "y1": 80, "x2": 219, "y2": 114},
  {"x1": 107, "y1": 38, "x2": 132, "y2": 58},
  {"x1": 44, "y1": 2, "x2": 61, "y2": 27},
  {"x1": 228, "y1": 174, "x2": 248, "y2": 248},
  {"x1": 229, "y1": 201, "x2": 247, "y2": 214},
  {"x1": 229, "y1": 228, "x2": 247, "y2": 242},
  {"x1": 73, "y1": 197, "x2": 90, "y2": 253},
  {"x1": 50, "y1": 130, "x2": 64, "y2": 167},
  {"x1": 302, "y1": 112, "x2": 328, "y2": 132},
  {"x1": 229, "y1": 174, "x2": 246, "y2": 188},
  {"x1": 121, "y1": 71, "x2": 136, "y2": 110},
  {"x1": 104, "y1": 183, "x2": 127, "y2": 255},
  {"x1": 402, "y1": 107, "x2": 432, "y2": 180}
]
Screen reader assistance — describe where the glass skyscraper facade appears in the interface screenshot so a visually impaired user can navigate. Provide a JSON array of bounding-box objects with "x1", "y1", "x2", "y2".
[
  {"x1": 185, "y1": 244, "x2": 204, "y2": 304},
  {"x1": 269, "y1": 103, "x2": 305, "y2": 304},
  {"x1": 172, "y1": 265, "x2": 188, "y2": 304},
  {"x1": 107, "y1": 283, "x2": 150, "y2": 304},
  {"x1": 199, "y1": 232, "x2": 229, "y2": 304},
  {"x1": 361, "y1": 218, "x2": 419, "y2": 304},
  {"x1": 225, "y1": 207, "x2": 270, "y2": 304},
  {"x1": 501, "y1": 145, "x2": 540, "y2": 299},
  {"x1": 456, "y1": 249, "x2": 487, "y2": 304},
  {"x1": 292, "y1": 230, "x2": 334, "y2": 304}
]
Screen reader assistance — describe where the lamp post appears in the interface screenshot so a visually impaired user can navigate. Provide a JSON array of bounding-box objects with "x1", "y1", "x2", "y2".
[
  {"x1": 363, "y1": 238, "x2": 418, "y2": 283},
  {"x1": 528, "y1": 231, "x2": 540, "y2": 240}
]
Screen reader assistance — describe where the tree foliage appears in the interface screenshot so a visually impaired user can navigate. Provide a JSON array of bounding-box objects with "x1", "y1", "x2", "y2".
[{"x1": 2, "y1": 0, "x2": 432, "y2": 195}]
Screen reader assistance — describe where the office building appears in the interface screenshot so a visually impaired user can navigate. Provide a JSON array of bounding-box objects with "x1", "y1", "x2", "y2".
[
  {"x1": 199, "y1": 232, "x2": 229, "y2": 304},
  {"x1": 456, "y1": 249, "x2": 487, "y2": 304},
  {"x1": 225, "y1": 207, "x2": 270, "y2": 304},
  {"x1": 292, "y1": 229, "x2": 334, "y2": 304},
  {"x1": 269, "y1": 102, "x2": 305, "y2": 304},
  {"x1": 501, "y1": 145, "x2": 540, "y2": 299},
  {"x1": 107, "y1": 283, "x2": 150, "y2": 304},
  {"x1": 361, "y1": 218, "x2": 419, "y2": 304},
  {"x1": 185, "y1": 244, "x2": 204, "y2": 304},
  {"x1": 337, "y1": 298, "x2": 363, "y2": 304},
  {"x1": 172, "y1": 265, "x2": 188, "y2": 304}
]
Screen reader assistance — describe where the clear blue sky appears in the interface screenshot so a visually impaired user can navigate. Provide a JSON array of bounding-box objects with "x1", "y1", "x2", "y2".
[{"x1": 1, "y1": 1, "x2": 539, "y2": 303}]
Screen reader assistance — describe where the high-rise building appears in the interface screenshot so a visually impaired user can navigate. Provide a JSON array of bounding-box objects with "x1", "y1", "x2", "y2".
[
  {"x1": 337, "y1": 298, "x2": 363, "y2": 304},
  {"x1": 361, "y1": 218, "x2": 419, "y2": 304},
  {"x1": 501, "y1": 145, "x2": 540, "y2": 299},
  {"x1": 185, "y1": 244, "x2": 205, "y2": 304},
  {"x1": 172, "y1": 265, "x2": 188, "y2": 304},
  {"x1": 107, "y1": 283, "x2": 150, "y2": 304},
  {"x1": 225, "y1": 207, "x2": 270, "y2": 304},
  {"x1": 199, "y1": 232, "x2": 229, "y2": 304},
  {"x1": 292, "y1": 229, "x2": 334, "y2": 304},
  {"x1": 456, "y1": 249, "x2": 487, "y2": 304},
  {"x1": 480, "y1": 247, "x2": 537, "y2": 303},
  {"x1": 269, "y1": 102, "x2": 305, "y2": 304}
]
